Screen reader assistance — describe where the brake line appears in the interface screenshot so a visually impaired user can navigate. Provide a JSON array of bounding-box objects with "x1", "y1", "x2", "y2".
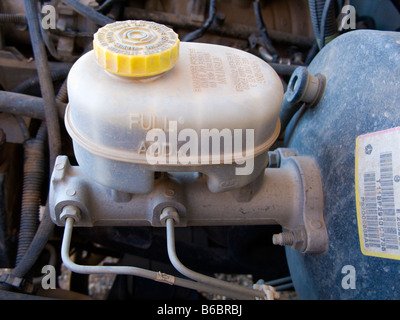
[{"x1": 61, "y1": 217, "x2": 267, "y2": 300}]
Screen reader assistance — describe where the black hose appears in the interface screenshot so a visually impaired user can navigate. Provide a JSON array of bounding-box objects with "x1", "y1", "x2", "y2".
[
  {"x1": 0, "y1": 14, "x2": 27, "y2": 24},
  {"x1": 308, "y1": 0, "x2": 337, "y2": 48},
  {"x1": 0, "y1": 90, "x2": 68, "y2": 285},
  {"x1": 15, "y1": 123, "x2": 47, "y2": 266},
  {"x1": 0, "y1": 91, "x2": 67, "y2": 120},
  {"x1": 5, "y1": 0, "x2": 62, "y2": 284},
  {"x1": 56, "y1": 79, "x2": 69, "y2": 104},
  {"x1": 182, "y1": 0, "x2": 216, "y2": 42},
  {"x1": 283, "y1": 104, "x2": 306, "y2": 147},
  {"x1": 268, "y1": 63, "x2": 299, "y2": 76},
  {"x1": 279, "y1": 97, "x2": 303, "y2": 134},
  {"x1": 252, "y1": 1, "x2": 277, "y2": 58},
  {"x1": 9, "y1": 66, "x2": 69, "y2": 143},
  {"x1": 0, "y1": 12, "x2": 29, "y2": 115},
  {"x1": 97, "y1": 0, "x2": 116, "y2": 12},
  {"x1": 305, "y1": 41, "x2": 319, "y2": 65},
  {"x1": 24, "y1": 0, "x2": 61, "y2": 170},
  {"x1": 61, "y1": 0, "x2": 114, "y2": 26},
  {"x1": 12, "y1": 67, "x2": 71, "y2": 95},
  {"x1": 11, "y1": 204, "x2": 55, "y2": 279},
  {"x1": 8, "y1": 81, "x2": 71, "y2": 281},
  {"x1": 319, "y1": 0, "x2": 334, "y2": 48},
  {"x1": 308, "y1": 0, "x2": 323, "y2": 39}
]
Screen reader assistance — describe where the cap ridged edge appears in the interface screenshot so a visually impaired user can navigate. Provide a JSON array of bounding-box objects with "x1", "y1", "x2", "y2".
[{"x1": 93, "y1": 20, "x2": 180, "y2": 77}]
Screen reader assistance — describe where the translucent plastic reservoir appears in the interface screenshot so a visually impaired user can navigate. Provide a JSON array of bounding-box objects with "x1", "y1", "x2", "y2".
[{"x1": 65, "y1": 20, "x2": 283, "y2": 194}]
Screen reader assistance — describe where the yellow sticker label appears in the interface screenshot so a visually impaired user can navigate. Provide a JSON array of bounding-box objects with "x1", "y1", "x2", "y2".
[{"x1": 356, "y1": 127, "x2": 400, "y2": 260}]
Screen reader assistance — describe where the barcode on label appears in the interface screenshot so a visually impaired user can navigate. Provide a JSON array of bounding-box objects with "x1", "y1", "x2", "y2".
[
  {"x1": 379, "y1": 152, "x2": 398, "y2": 250},
  {"x1": 356, "y1": 127, "x2": 400, "y2": 260},
  {"x1": 362, "y1": 172, "x2": 379, "y2": 248}
]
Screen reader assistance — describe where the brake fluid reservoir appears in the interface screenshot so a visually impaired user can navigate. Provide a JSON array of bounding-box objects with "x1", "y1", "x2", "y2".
[{"x1": 65, "y1": 20, "x2": 283, "y2": 194}]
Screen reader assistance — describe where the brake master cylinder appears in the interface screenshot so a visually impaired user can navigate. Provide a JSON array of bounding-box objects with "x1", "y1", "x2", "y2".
[
  {"x1": 65, "y1": 20, "x2": 283, "y2": 194},
  {"x1": 51, "y1": 20, "x2": 327, "y2": 256}
]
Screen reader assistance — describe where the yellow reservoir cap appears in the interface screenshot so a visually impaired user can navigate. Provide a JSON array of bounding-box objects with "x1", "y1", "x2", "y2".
[{"x1": 93, "y1": 20, "x2": 180, "y2": 77}]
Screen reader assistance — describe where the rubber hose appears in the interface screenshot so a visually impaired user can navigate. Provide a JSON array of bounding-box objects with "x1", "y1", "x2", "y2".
[
  {"x1": 15, "y1": 123, "x2": 47, "y2": 266},
  {"x1": 308, "y1": 0, "x2": 337, "y2": 48},
  {"x1": 12, "y1": 67, "x2": 71, "y2": 95},
  {"x1": 8, "y1": 1, "x2": 67, "y2": 278},
  {"x1": 279, "y1": 97, "x2": 303, "y2": 134},
  {"x1": 13, "y1": 0, "x2": 60, "y2": 283},
  {"x1": 182, "y1": 0, "x2": 216, "y2": 42},
  {"x1": 305, "y1": 41, "x2": 319, "y2": 65},
  {"x1": 283, "y1": 104, "x2": 307, "y2": 147},
  {"x1": 319, "y1": 0, "x2": 334, "y2": 48},
  {"x1": 0, "y1": 91, "x2": 67, "y2": 120},
  {"x1": 11, "y1": 204, "x2": 55, "y2": 279},
  {"x1": 61, "y1": 0, "x2": 114, "y2": 26},
  {"x1": 253, "y1": 1, "x2": 277, "y2": 57},
  {"x1": 24, "y1": 0, "x2": 61, "y2": 170},
  {"x1": 56, "y1": 79, "x2": 68, "y2": 104},
  {"x1": 0, "y1": 14, "x2": 27, "y2": 24}
]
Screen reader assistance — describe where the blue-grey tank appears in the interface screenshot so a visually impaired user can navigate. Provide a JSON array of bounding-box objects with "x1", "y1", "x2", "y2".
[{"x1": 286, "y1": 30, "x2": 400, "y2": 299}]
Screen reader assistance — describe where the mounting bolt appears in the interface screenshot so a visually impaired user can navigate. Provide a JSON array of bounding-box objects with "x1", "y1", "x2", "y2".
[
  {"x1": 60, "y1": 205, "x2": 81, "y2": 224},
  {"x1": 272, "y1": 231, "x2": 295, "y2": 246},
  {"x1": 160, "y1": 206, "x2": 180, "y2": 226}
]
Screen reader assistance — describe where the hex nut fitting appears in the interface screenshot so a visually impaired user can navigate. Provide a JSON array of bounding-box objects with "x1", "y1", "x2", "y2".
[
  {"x1": 160, "y1": 206, "x2": 180, "y2": 225},
  {"x1": 60, "y1": 205, "x2": 81, "y2": 224}
]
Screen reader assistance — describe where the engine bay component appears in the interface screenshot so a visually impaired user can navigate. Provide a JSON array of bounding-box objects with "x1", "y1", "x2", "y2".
[
  {"x1": 50, "y1": 148, "x2": 327, "y2": 253},
  {"x1": 65, "y1": 20, "x2": 283, "y2": 194},
  {"x1": 50, "y1": 19, "x2": 327, "y2": 299},
  {"x1": 60, "y1": 216, "x2": 269, "y2": 300},
  {"x1": 1, "y1": 0, "x2": 399, "y2": 303},
  {"x1": 92, "y1": 20, "x2": 180, "y2": 77},
  {"x1": 286, "y1": 30, "x2": 400, "y2": 300}
]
